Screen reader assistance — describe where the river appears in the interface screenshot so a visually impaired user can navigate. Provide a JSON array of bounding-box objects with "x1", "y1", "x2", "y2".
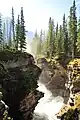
[
  {"x1": 26, "y1": 43, "x2": 65, "y2": 120},
  {"x1": 32, "y1": 82, "x2": 64, "y2": 120}
]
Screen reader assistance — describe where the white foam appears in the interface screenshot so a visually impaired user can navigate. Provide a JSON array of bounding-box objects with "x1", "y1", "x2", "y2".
[{"x1": 34, "y1": 82, "x2": 64, "y2": 120}]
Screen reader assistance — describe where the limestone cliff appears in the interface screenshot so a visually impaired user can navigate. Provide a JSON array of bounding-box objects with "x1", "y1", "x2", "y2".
[
  {"x1": 0, "y1": 50, "x2": 43, "y2": 120},
  {"x1": 56, "y1": 59, "x2": 80, "y2": 120}
]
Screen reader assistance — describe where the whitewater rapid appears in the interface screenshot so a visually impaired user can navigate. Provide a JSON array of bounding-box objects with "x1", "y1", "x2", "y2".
[
  {"x1": 26, "y1": 40, "x2": 64, "y2": 120},
  {"x1": 33, "y1": 82, "x2": 64, "y2": 120}
]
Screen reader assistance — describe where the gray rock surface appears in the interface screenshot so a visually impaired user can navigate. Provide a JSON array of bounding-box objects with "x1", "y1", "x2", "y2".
[{"x1": 37, "y1": 58, "x2": 69, "y2": 103}]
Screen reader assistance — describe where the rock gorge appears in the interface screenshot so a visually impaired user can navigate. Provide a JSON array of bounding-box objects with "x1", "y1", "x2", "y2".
[
  {"x1": 0, "y1": 50, "x2": 43, "y2": 120},
  {"x1": 37, "y1": 58, "x2": 80, "y2": 120},
  {"x1": 0, "y1": 50, "x2": 80, "y2": 120}
]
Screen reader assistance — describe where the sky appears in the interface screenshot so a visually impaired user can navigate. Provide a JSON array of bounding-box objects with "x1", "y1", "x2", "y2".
[{"x1": 0, "y1": 0, "x2": 80, "y2": 32}]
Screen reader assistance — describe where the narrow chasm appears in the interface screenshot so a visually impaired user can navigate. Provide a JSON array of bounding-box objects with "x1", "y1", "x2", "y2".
[{"x1": 32, "y1": 58, "x2": 69, "y2": 120}]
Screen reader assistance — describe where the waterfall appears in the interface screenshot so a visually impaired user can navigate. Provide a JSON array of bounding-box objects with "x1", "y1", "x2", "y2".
[
  {"x1": 33, "y1": 82, "x2": 64, "y2": 120},
  {"x1": 26, "y1": 40, "x2": 65, "y2": 120}
]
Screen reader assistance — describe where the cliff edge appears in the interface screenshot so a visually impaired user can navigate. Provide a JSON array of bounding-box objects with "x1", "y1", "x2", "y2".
[{"x1": 0, "y1": 50, "x2": 43, "y2": 120}]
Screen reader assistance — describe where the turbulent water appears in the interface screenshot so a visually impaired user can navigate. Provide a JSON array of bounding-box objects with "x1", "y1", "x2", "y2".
[
  {"x1": 26, "y1": 42, "x2": 64, "y2": 120},
  {"x1": 33, "y1": 82, "x2": 64, "y2": 120}
]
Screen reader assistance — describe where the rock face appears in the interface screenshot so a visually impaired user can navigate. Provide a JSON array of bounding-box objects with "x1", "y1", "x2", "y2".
[
  {"x1": 56, "y1": 59, "x2": 80, "y2": 120},
  {"x1": 37, "y1": 58, "x2": 80, "y2": 119},
  {"x1": 0, "y1": 92, "x2": 12, "y2": 120},
  {"x1": 0, "y1": 50, "x2": 43, "y2": 120},
  {"x1": 37, "y1": 58, "x2": 69, "y2": 103},
  {"x1": 20, "y1": 90, "x2": 43, "y2": 120}
]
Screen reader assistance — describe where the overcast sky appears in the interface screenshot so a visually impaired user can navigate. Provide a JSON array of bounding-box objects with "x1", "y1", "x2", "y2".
[{"x1": 0, "y1": 0, "x2": 80, "y2": 32}]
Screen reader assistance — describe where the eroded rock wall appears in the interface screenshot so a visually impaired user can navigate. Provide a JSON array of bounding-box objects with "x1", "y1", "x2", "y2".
[
  {"x1": 56, "y1": 59, "x2": 80, "y2": 120},
  {"x1": 37, "y1": 58, "x2": 69, "y2": 102},
  {"x1": 0, "y1": 50, "x2": 43, "y2": 120}
]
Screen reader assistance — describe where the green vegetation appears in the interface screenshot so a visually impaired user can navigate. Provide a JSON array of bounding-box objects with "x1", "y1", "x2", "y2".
[
  {"x1": 31, "y1": 0, "x2": 80, "y2": 59},
  {"x1": 0, "y1": 7, "x2": 27, "y2": 52},
  {"x1": 12, "y1": 7, "x2": 15, "y2": 48},
  {"x1": 76, "y1": 18, "x2": 80, "y2": 54},
  {"x1": 19, "y1": 7, "x2": 26, "y2": 52},
  {"x1": 0, "y1": 0, "x2": 79, "y2": 59},
  {"x1": 0, "y1": 50, "x2": 32, "y2": 61},
  {"x1": 68, "y1": 59, "x2": 80, "y2": 82},
  {"x1": 15, "y1": 15, "x2": 20, "y2": 51}
]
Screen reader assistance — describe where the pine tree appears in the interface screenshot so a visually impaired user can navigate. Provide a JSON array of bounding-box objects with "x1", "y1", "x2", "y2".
[
  {"x1": 68, "y1": 0, "x2": 77, "y2": 58},
  {"x1": 46, "y1": 31, "x2": 49, "y2": 57},
  {"x1": 55, "y1": 23, "x2": 59, "y2": 55},
  {"x1": 58, "y1": 25, "x2": 64, "y2": 56},
  {"x1": 8, "y1": 21, "x2": 12, "y2": 48},
  {"x1": 76, "y1": 17, "x2": 80, "y2": 55},
  {"x1": 20, "y1": 7, "x2": 26, "y2": 51},
  {"x1": 68, "y1": 7, "x2": 73, "y2": 57},
  {"x1": 63, "y1": 14, "x2": 68, "y2": 57},
  {"x1": 47, "y1": 17, "x2": 55, "y2": 58},
  {"x1": 56, "y1": 23, "x2": 58, "y2": 37},
  {"x1": 51, "y1": 19, "x2": 55, "y2": 56},
  {"x1": 72, "y1": 0, "x2": 77, "y2": 57},
  {"x1": 49, "y1": 17, "x2": 53, "y2": 58},
  {"x1": 0, "y1": 13, "x2": 3, "y2": 50},
  {"x1": 12, "y1": 7, "x2": 15, "y2": 47},
  {"x1": 15, "y1": 15, "x2": 20, "y2": 51}
]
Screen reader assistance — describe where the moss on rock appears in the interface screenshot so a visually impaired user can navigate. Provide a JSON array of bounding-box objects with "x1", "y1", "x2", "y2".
[
  {"x1": 56, "y1": 59, "x2": 80, "y2": 120},
  {"x1": 0, "y1": 50, "x2": 33, "y2": 62}
]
